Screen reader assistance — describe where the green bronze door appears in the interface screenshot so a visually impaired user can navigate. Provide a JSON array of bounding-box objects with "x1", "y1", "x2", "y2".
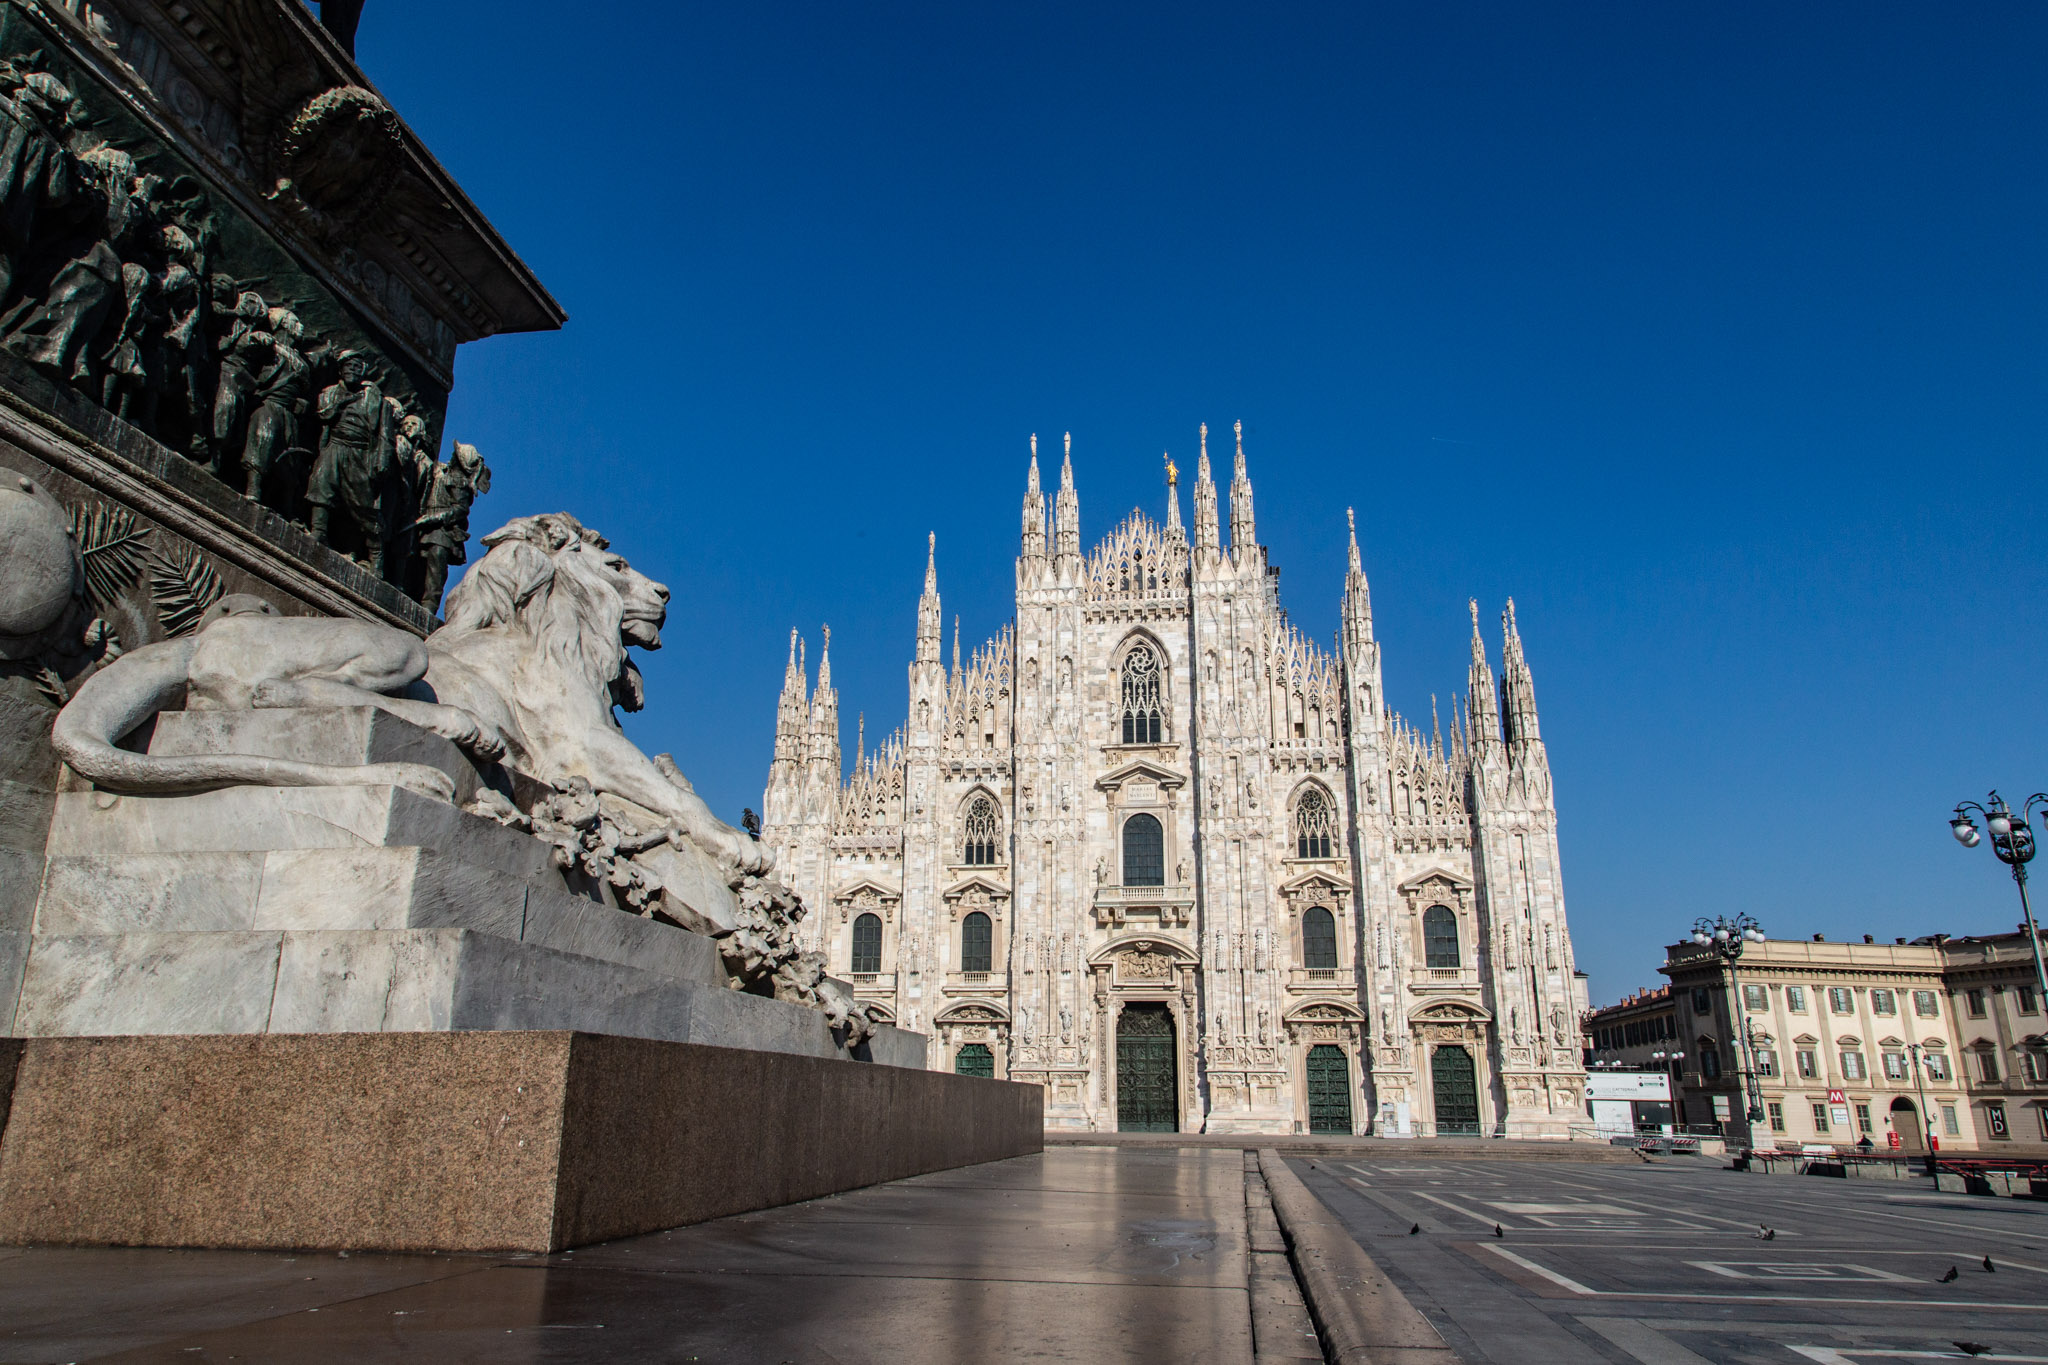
[
  {"x1": 1117, "y1": 1004, "x2": 1178, "y2": 1132},
  {"x1": 1431, "y1": 1045, "x2": 1480, "y2": 1135},
  {"x1": 954, "y1": 1043, "x2": 994, "y2": 1078},
  {"x1": 1305, "y1": 1044, "x2": 1352, "y2": 1134}
]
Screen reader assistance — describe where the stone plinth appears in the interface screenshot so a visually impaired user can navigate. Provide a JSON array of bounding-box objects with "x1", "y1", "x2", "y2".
[
  {"x1": 11, "y1": 709, "x2": 913, "y2": 1067},
  {"x1": 0, "y1": 1031, "x2": 1042, "y2": 1253}
]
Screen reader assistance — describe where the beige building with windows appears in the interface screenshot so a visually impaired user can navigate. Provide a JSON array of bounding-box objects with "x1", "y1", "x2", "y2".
[
  {"x1": 761, "y1": 429, "x2": 1588, "y2": 1136},
  {"x1": 1657, "y1": 929, "x2": 2048, "y2": 1151}
]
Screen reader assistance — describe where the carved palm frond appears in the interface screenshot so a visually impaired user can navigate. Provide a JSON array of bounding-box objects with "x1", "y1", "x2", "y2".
[
  {"x1": 148, "y1": 544, "x2": 225, "y2": 638},
  {"x1": 67, "y1": 500, "x2": 150, "y2": 612}
]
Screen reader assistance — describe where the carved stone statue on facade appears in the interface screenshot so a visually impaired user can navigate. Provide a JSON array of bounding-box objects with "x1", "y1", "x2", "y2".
[{"x1": 237, "y1": 307, "x2": 314, "y2": 503}]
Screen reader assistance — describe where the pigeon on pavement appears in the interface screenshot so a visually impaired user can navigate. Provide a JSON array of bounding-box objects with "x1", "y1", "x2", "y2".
[
  {"x1": 1754, "y1": 1225, "x2": 1775, "y2": 1241},
  {"x1": 1983, "y1": 1255, "x2": 1996, "y2": 1273},
  {"x1": 1939, "y1": 1265, "x2": 1960, "y2": 1283},
  {"x1": 1493, "y1": 1224, "x2": 1505, "y2": 1238},
  {"x1": 1953, "y1": 1344, "x2": 1992, "y2": 1357},
  {"x1": 1409, "y1": 1224, "x2": 1421, "y2": 1235}
]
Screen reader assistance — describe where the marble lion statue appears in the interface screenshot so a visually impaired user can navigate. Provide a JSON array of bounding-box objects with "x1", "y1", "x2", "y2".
[{"x1": 51, "y1": 511, "x2": 770, "y2": 879}]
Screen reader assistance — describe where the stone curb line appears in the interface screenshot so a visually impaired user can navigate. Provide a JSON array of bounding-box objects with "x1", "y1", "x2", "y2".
[{"x1": 1258, "y1": 1148, "x2": 1462, "y2": 1365}]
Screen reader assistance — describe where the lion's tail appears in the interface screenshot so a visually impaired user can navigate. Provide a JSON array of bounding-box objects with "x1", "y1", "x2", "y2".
[{"x1": 49, "y1": 639, "x2": 457, "y2": 803}]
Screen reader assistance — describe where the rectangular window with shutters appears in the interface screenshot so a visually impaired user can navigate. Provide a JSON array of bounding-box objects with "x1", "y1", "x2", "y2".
[
  {"x1": 1767, "y1": 1101, "x2": 1784, "y2": 1132},
  {"x1": 1755, "y1": 1048, "x2": 1777, "y2": 1077},
  {"x1": 1967, "y1": 989, "x2": 1986, "y2": 1018},
  {"x1": 1692, "y1": 987, "x2": 1712, "y2": 1013},
  {"x1": 1883, "y1": 1052, "x2": 1907, "y2": 1080},
  {"x1": 1787, "y1": 986, "x2": 1808, "y2": 1013},
  {"x1": 1744, "y1": 984, "x2": 1767, "y2": 1010},
  {"x1": 1914, "y1": 990, "x2": 1939, "y2": 1018},
  {"x1": 1856, "y1": 1102, "x2": 1872, "y2": 1134},
  {"x1": 1979, "y1": 1051, "x2": 2001, "y2": 1083},
  {"x1": 1812, "y1": 1102, "x2": 1830, "y2": 1133},
  {"x1": 1840, "y1": 1051, "x2": 1865, "y2": 1080},
  {"x1": 1702, "y1": 1050, "x2": 1721, "y2": 1079},
  {"x1": 2027, "y1": 1051, "x2": 2048, "y2": 1083},
  {"x1": 1796, "y1": 1049, "x2": 1817, "y2": 1078},
  {"x1": 1829, "y1": 988, "x2": 1854, "y2": 1014},
  {"x1": 1871, "y1": 989, "x2": 1896, "y2": 1016},
  {"x1": 2020, "y1": 986, "x2": 2039, "y2": 1015},
  {"x1": 1926, "y1": 1053, "x2": 1950, "y2": 1081}
]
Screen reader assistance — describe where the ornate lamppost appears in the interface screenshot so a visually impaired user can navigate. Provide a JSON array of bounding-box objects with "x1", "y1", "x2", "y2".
[
  {"x1": 1949, "y1": 792, "x2": 2048, "y2": 1011},
  {"x1": 1688, "y1": 913, "x2": 1768, "y2": 1135}
]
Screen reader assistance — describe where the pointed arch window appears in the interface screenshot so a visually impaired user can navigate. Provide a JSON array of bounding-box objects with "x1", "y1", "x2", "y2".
[
  {"x1": 1294, "y1": 786, "x2": 1337, "y2": 859},
  {"x1": 1303, "y1": 906, "x2": 1338, "y2": 970},
  {"x1": 852, "y1": 912, "x2": 883, "y2": 974},
  {"x1": 962, "y1": 911, "x2": 993, "y2": 973},
  {"x1": 962, "y1": 794, "x2": 1001, "y2": 865},
  {"x1": 1120, "y1": 642, "x2": 1164, "y2": 744},
  {"x1": 1423, "y1": 906, "x2": 1459, "y2": 969},
  {"x1": 1122, "y1": 813, "x2": 1164, "y2": 886}
]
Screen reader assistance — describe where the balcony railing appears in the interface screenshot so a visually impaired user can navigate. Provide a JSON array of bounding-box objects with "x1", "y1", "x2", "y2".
[
  {"x1": 1288, "y1": 967, "x2": 1353, "y2": 989},
  {"x1": 1412, "y1": 966, "x2": 1479, "y2": 989}
]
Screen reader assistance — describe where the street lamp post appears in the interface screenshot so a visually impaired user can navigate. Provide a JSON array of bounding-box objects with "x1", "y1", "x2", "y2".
[
  {"x1": 1689, "y1": 913, "x2": 1768, "y2": 1143},
  {"x1": 1906, "y1": 1040, "x2": 1939, "y2": 1174},
  {"x1": 1949, "y1": 792, "x2": 2048, "y2": 1012}
]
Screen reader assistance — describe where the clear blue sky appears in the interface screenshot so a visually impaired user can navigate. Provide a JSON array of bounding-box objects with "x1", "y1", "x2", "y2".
[{"x1": 352, "y1": 3, "x2": 2048, "y2": 1006}]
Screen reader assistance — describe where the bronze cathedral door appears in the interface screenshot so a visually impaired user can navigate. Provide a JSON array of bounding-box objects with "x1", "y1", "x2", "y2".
[
  {"x1": 1431, "y1": 1045, "x2": 1480, "y2": 1136},
  {"x1": 1306, "y1": 1044, "x2": 1352, "y2": 1134},
  {"x1": 1117, "y1": 1004, "x2": 1178, "y2": 1132}
]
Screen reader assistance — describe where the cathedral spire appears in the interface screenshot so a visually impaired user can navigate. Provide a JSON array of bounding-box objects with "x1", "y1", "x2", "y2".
[
  {"x1": 816, "y1": 623, "x2": 832, "y2": 693},
  {"x1": 952, "y1": 614, "x2": 961, "y2": 681},
  {"x1": 916, "y1": 533, "x2": 941, "y2": 664},
  {"x1": 1467, "y1": 598, "x2": 1502, "y2": 756},
  {"x1": 1501, "y1": 597, "x2": 1542, "y2": 747},
  {"x1": 1193, "y1": 422, "x2": 1220, "y2": 555},
  {"x1": 1163, "y1": 451, "x2": 1182, "y2": 536},
  {"x1": 1228, "y1": 418, "x2": 1256, "y2": 558},
  {"x1": 1431, "y1": 692, "x2": 1443, "y2": 757},
  {"x1": 856, "y1": 710, "x2": 865, "y2": 768},
  {"x1": 1341, "y1": 506, "x2": 1373, "y2": 646},
  {"x1": 773, "y1": 627, "x2": 809, "y2": 765},
  {"x1": 1021, "y1": 433, "x2": 1046, "y2": 563},
  {"x1": 1054, "y1": 431, "x2": 1080, "y2": 565},
  {"x1": 808, "y1": 623, "x2": 839, "y2": 768}
]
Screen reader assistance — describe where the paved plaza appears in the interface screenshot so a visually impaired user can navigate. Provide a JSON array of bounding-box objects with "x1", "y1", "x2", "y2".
[
  {"x1": 0, "y1": 1148, "x2": 1266, "y2": 1364},
  {"x1": 1292, "y1": 1153, "x2": 2048, "y2": 1365}
]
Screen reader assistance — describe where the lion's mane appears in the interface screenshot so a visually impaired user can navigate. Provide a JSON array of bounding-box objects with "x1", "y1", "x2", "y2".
[{"x1": 435, "y1": 512, "x2": 643, "y2": 712}]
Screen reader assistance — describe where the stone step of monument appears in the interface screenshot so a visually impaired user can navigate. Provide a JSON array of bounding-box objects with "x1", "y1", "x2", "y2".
[
  {"x1": 147, "y1": 708, "x2": 486, "y2": 807},
  {"x1": 34, "y1": 845, "x2": 724, "y2": 989},
  {"x1": 9, "y1": 924, "x2": 909, "y2": 1067},
  {"x1": 46, "y1": 784, "x2": 557, "y2": 884}
]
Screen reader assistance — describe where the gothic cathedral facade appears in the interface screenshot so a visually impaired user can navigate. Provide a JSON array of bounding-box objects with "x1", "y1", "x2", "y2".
[{"x1": 762, "y1": 426, "x2": 1588, "y2": 1136}]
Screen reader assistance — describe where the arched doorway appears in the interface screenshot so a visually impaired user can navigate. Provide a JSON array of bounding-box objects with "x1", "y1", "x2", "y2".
[
  {"x1": 1890, "y1": 1097, "x2": 1924, "y2": 1154},
  {"x1": 1117, "y1": 1003, "x2": 1178, "y2": 1132},
  {"x1": 955, "y1": 1043, "x2": 994, "y2": 1079},
  {"x1": 1306, "y1": 1044, "x2": 1352, "y2": 1134},
  {"x1": 1431, "y1": 1045, "x2": 1480, "y2": 1136}
]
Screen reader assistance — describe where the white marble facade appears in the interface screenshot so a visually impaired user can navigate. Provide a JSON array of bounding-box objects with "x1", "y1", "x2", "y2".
[{"x1": 762, "y1": 427, "x2": 1586, "y2": 1136}]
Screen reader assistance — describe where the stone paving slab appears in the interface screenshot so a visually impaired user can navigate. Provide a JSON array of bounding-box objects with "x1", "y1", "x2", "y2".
[
  {"x1": 1291, "y1": 1153, "x2": 2048, "y2": 1365},
  {"x1": 0, "y1": 1148, "x2": 1259, "y2": 1364}
]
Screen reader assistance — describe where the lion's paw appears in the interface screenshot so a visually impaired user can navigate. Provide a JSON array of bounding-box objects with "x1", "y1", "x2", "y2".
[{"x1": 361, "y1": 762, "x2": 458, "y2": 803}]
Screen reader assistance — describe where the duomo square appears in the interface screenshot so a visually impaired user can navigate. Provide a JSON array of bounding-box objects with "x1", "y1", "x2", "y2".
[{"x1": 762, "y1": 423, "x2": 1587, "y2": 1138}]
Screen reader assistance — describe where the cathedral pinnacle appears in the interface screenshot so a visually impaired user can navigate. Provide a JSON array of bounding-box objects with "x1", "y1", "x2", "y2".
[
  {"x1": 1164, "y1": 451, "x2": 1182, "y2": 534},
  {"x1": 817, "y1": 624, "x2": 832, "y2": 690},
  {"x1": 1054, "y1": 432, "x2": 1080, "y2": 563},
  {"x1": 1022, "y1": 435, "x2": 1047, "y2": 562},
  {"x1": 916, "y1": 533, "x2": 941, "y2": 663},
  {"x1": 1340, "y1": 506, "x2": 1373, "y2": 645},
  {"x1": 1193, "y1": 422, "x2": 1220, "y2": 554},
  {"x1": 1228, "y1": 418, "x2": 1256, "y2": 556},
  {"x1": 1347, "y1": 507, "x2": 1361, "y2": 576}
]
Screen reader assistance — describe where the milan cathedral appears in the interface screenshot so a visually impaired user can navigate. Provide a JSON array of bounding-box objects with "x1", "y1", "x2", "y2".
[{"x1": 762, "y1": 425, "x2": 1588, "y2": 1135}]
